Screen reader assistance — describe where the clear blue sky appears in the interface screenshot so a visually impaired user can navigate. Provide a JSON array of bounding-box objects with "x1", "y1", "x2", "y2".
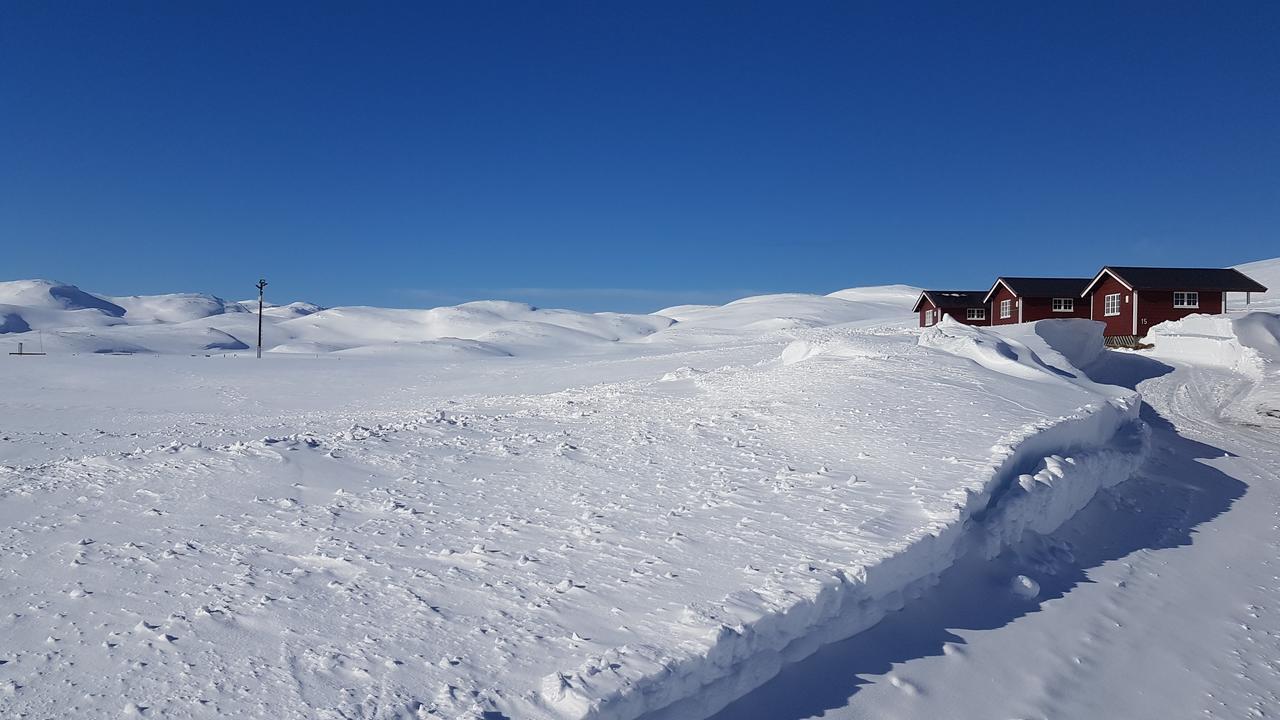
[{"x1": 2, "y1": 2, "x2": 1277, "y2": 311}]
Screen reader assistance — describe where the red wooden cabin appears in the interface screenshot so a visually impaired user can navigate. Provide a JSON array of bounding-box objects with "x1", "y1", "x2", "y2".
[
  {"x1": 913, "y1": 290, "x2": 989, "y2": 327},
  {"x1": 983, "y1": 277, "x2": 1092, "y2": 326},
  {"x1": 1081, "y1": 266, "x2": 1268, "y2": 339}
]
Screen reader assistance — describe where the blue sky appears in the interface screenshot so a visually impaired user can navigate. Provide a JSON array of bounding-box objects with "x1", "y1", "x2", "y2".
[{"x1": 2, "y1": 2, "x2": 1277, "y2": 312}]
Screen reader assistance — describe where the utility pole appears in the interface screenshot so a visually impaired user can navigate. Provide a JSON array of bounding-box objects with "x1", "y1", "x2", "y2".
[{"x1": 256, "y1": 278, "x2": 268, "y2": 359}]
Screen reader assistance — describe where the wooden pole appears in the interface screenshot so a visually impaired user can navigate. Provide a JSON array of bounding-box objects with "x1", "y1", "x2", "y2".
[{"x1": 256, "y1": 278, "x2": 268, "y2": 359}]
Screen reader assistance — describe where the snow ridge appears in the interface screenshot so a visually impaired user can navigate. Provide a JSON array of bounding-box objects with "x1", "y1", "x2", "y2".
[{"x1": 537, "y1": 324, "x2": 1148, "y2": 720}]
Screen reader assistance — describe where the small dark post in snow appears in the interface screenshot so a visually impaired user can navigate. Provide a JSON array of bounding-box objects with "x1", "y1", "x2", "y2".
[
  {"x1": 8, "y1": 341, "x2": 46, "y2": 356},
  {"x1": 256, "y1": 278, "x2": 268, "y2": 359}
]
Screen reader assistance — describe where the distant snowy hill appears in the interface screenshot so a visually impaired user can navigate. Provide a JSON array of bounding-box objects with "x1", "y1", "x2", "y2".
[
  {"x1": 0, "y1": 279, "x2": 921, "y2": 356},
  {"x1": 1233, "y1": 256, "x2": 1280, "y2": 309},
  {"x1": 3, "y1": 261, "x2": 1272, "y2": 357},
  {"x1": 107, "y1": 293, "x2": 246, "y2": 324},
  {"x1": 655, "y1": 284, "x2": 919, "y2": 332}
]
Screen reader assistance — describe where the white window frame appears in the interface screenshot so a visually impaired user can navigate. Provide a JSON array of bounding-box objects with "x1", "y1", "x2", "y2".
[
  {"x1": 967, "y1": 307, "x2": 985, "y2": 321},
  {"x1": 999, "y1": 299, "x2": 1012, "y2": 319},
  {"x1": 1173, "y1": 291, "x2": 1199, "y2": 309},
  {"x1": 1052, "y1": 298, "x2": 1073, "y2": 312},
  {"x1": 1104, "y1": 293, "x2": 1121, "y2": 317}
]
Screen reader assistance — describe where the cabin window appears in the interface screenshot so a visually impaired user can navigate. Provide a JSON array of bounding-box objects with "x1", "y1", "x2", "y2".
[
  {"x1": 967, "y1": 308, "x2": 985, "y2": 320},
  {"x1": 1104, "y1": 293, "x2": 1121, "y2": 316},
  {"x1": 1173, "y1": 291, "x2": 1199, "y2": 309},
  {"x1": 1052, "y1": 298, "x2": 1073, "y2": 312},
  {"x1": 999, "y1": 299, "x2": 1012, "y2": 319}
]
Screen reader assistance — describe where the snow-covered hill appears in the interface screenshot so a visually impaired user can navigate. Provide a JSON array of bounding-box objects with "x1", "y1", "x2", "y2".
[
  {"x1": 5, "y1": 261, "x2": 1269, "y2": 357},
  {"x1": 1233, "y1": 256, "x2": 1280, "y2": 310},
  {"x1": 107, "y1": 293, "x2": 246, "y2": 324},
  {"x1": 0, "y1": 278, "x2": 920, "y2": 356}
]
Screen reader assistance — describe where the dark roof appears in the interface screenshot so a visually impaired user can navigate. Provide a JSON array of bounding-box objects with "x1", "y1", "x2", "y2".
[
  {"x1": 913, "y1": 290, "x2": 987, "y2": 312},
  {"x1": 984, "y1": 277, "x2": 1090, "y2": 303},
  {"x1": 1083, "y1": 266, "x2": 1269, "y2": 296}
]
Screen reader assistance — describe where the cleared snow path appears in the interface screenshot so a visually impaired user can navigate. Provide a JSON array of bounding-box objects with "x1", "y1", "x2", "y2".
[{"x1": 713, "y1": 341, "x2": 1280, "y2": 720}]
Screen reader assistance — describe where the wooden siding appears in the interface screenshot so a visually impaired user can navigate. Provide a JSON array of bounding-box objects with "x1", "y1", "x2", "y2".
[
  {"x1": 1089, "y1": 273, "x2": 1134, "y2": 337},
  {"x1": 1134, "y1": 289, "x2": 1223, "y2": 336},
  {"x1": 1019, "y1": 295, "x2": 1092, "y2": 323},
  {"x1": 941, "y1": 307, "x2": 989, "y2": 326},
  {"x1": 988, "y1": 284, "x2": 1019, "y2": 326},
  {"x1": 919, "y1": 297, "x2": 937, "y2": 327},
  {"x1": 989, "y1": 284, "x2": 1090, "y2": 326},
  {"x1": 918, "y1": 297, "x2": 988, "y2": 327}
]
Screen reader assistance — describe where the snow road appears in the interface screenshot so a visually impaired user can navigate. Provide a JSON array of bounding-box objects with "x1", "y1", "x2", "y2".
[{"x1": 712, "y1": 338, "x2": 1280, "y2": 719}]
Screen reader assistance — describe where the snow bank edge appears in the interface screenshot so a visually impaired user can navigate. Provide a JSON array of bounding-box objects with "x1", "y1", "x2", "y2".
[{"x1": 537, "y1": 336, "x2": 1149, "y2": 720}]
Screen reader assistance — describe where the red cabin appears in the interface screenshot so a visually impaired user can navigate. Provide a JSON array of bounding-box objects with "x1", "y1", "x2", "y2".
[
  {"x1": 912, "y1": 290, "x2": 989, "y2": 327},
  {"x1": 983, "y1": 277, "x2": 1092, "y2": 326},
  {"x1": 1081, "y1": 266, "x2": 1269, "y2": 339}
]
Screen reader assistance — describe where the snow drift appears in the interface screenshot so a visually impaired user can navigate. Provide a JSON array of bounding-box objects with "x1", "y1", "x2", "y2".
[
  {"x1": 22, "y1": 267, "x2": 1271, "y2": 718},
  {"x1": 554, "y1": 322, "x2": 1147, "y2": 720},
  {"x1": 0, "y1": 310, "x2": 1150, "y2": 720},
  {"x1": 1146, "y1": 310, "x2": 1280, "y2": 427}
]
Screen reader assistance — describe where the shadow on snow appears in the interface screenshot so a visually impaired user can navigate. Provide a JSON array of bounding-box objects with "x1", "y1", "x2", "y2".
[{"x1": 705, "y1": 350, "x2": 1245, "y2": 720}]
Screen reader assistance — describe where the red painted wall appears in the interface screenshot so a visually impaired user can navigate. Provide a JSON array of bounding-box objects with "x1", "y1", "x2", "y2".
[
  {"x1": 919, "y1": 299, "x2": 934, "y2": 327},
  {"x1": 918, "y1": 297, "x2": 988, "y2": 327},
  {"x1": 939, "y1": 308, "x2": 989, "y2": 326},
  {"x1": 990, "y1": 283, "x2": 1091, "y2": 326},
  {"x1": 1089, "y1": 274, "x2": 1134, "y2": 337},
  {"x1": 952, "y1": 303, "x2": 988, "y2": 324},
  {"x1": 989, "y1": 285, "x2": 1017, "y2": 325},
  {"x1": 1020, "y1": 295, "x2": 1092, "y2": 323},
  {"x1": 1136, "y1": 290, "x2": 1224, "y2": 336}
]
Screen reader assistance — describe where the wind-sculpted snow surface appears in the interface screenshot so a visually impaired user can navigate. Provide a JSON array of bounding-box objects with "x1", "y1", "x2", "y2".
[
  {"x1": 1147, "y1": 310, "x2": 1280, "y2": 427},
  {"x1": 0, "y1": 316, "x2": 1146, "y2": 719}
]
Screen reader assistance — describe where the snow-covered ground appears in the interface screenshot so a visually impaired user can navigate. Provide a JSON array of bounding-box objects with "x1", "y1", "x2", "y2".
[
  {"x1": 1, "y1": 263, "x2": 1277, "y2": 719},
  {"x1": 710, "y1": 310, "x2": 1280, "y2": 720}
]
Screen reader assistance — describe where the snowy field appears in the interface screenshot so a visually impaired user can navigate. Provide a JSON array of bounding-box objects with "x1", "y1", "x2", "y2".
[{"x1": 1, "y1": 261, "x2": 1278, "y2": 719}]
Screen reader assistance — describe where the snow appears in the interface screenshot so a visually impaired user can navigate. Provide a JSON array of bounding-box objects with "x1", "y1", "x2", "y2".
[
  {"x1": 107, "y1": 293, "x2": 246, "y2": 324},
  {"x1": 654, "y1": 286, "x2": 918, "y2": 332},
  {"x1": 1232, "y1": 256, "x2": 1280, "y2": 310},
  {"x1": 710, "y1": 295, "x2": 1280, "y2": 720},
  {"x1": 1146, "y1": 310, "x2": 1280, "y2": 429},
  {"x1": 1146, "y1": 313, "x2": 1267, "y2": 376},
  {"x1": 1, "y1": 267, "x2": 1276, "y2": 719},
  {"x1": 0, "y1": 279, "x2": 127, "y2": 316}
]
